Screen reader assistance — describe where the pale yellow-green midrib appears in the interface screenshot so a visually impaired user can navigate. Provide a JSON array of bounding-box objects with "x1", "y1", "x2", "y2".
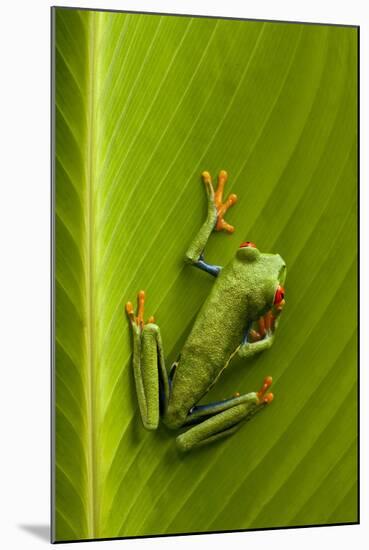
[{"x1": 84, "y1": 11, "x2": 100, "y2": 538}]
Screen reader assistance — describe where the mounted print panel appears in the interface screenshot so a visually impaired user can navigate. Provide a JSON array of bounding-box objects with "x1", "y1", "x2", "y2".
[{"x1": 51, "y1": 6, "x2": 358, "y2": 543}]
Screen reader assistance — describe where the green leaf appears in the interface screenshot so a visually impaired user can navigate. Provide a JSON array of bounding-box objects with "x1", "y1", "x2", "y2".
[{"x1": 53, "y1": 8, "x2": 358, "y2": 542}]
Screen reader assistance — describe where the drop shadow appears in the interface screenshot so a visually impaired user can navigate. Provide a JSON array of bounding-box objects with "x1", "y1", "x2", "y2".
[{"x1": 18, "y1": 524, "x2": 50, "y2": 542}]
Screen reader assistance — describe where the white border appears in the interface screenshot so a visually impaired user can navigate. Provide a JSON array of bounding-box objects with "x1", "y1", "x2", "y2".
[{"x1": 0, "y1": 1, "x2": 365, "y2": 548}]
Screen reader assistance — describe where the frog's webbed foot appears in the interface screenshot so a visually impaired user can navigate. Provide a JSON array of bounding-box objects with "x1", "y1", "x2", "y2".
[
  {"x1": 202, "y1": 170, "x2": 238, "y2": 233},
  {"x1": 126, "y1": 290, "x2": 155, "y2": 331}
]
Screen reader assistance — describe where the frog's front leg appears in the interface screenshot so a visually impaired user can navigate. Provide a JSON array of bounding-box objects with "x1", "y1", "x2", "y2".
[
  {"x1": 125, "y1": 291, "x2": 169, "y2": 430},
  {"x1": 185, "y1": 170, "x2": 237, "y2": 276},
  {"x1": 176, "y1": 377, "x2": 274, "y2": 452},
  {"x1": 239, "y1": 295, "x2": 286, "y2": 359}
]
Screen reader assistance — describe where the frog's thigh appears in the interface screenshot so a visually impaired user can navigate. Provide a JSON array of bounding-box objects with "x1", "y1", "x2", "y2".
[
  {"x1": 176, "y1": 375, "x2": 274, "y2": 452},
  {"x1": 131, "y1": 323, "x2": 169, "y2": 431},
  {"x1": 176, "y1": 395, "x2": 259, "y2": 452}
]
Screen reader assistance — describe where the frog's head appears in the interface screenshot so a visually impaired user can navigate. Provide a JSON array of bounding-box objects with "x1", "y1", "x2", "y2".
[{"x1": 236, "y1": 241, "x2": 286, "y2": 320}]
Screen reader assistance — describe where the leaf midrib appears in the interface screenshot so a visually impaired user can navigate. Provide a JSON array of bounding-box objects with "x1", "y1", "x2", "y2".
[
  {"x1": 85, "y1": 11, "x2": 99, "y2": 538},
  {"x1": 54, "y1": 11, "x2": 357, "y2": 539}
]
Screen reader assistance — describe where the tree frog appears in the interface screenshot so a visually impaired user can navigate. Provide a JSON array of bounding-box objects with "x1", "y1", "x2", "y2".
[{"x1": 126, "y1": 170, "x2": 286, "y2": 452}]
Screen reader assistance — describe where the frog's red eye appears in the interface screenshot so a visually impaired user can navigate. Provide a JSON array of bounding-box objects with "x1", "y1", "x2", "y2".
[
  {"x1": 239, "y1": 241, "x2": 256, "y2": 248},
  {"x1": 274, "y1": 285, "x2": 285, "y2": 304}
]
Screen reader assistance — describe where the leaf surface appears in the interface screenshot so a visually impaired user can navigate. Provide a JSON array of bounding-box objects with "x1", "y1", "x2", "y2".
[{"x1": 54, "y1": 8, "x2": 358, "y2": 541}]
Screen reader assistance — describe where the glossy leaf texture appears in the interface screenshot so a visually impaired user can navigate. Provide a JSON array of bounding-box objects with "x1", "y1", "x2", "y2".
[{"x1": 53, "y1": 8, "x2": 358, "y2": 542}]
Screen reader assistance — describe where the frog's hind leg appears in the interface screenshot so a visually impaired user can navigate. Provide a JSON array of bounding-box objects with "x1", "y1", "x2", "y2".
[
  {"x1": 126, "y1": 291, "x2": 169, "y2": 430},
  {"x1": 176, "y1": 376, "x2": 273, "y2": 452}
]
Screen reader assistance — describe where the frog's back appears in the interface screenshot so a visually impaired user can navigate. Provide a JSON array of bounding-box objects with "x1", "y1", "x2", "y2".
[
  {"x1": 164, "y1": 262, "x2": 251, "y2": 428},
  {"x1": 163, "y1": 249, "x2": 285, "y2": 429}
]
